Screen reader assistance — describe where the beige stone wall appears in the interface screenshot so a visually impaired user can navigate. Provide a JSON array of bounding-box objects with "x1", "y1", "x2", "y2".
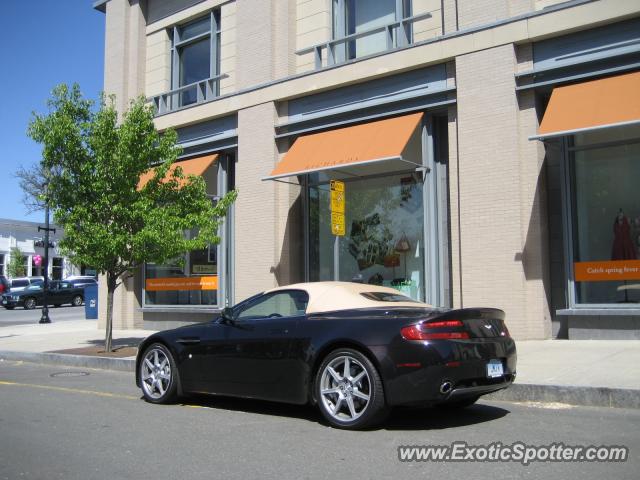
[
  {"x1": 104, "y1": 0, "x2": 147, "y2": 115},
  {"x1": 454, "y1": 44, "x2": 550, "y2": 339},
  {"x1": 101, "y1": 0, "x2": 147, "y2": 330},
  {"x1": 411, "y1": 0, "x2": 443, "y2": 42},
  {"x1": 220, "y1": 1, "x2": 237, "y2": 95},
  {"x1": 145, "y1": 30, "x2": 171, "y2": 98},
  {"x1": 457, "y1": 0, "x2": 535, "y2": 29},
  {"x1": 296, "y1": 0, "x2": 332, "y2": 73},
  {"x1": 234, "y1": 103, "x2": 302, "y2": 303}
]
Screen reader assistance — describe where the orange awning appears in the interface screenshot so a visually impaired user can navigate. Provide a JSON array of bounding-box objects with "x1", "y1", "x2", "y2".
[
  {"x1": 264, "y1": 113, "x2": 424, "y2": 181},
  {"x1": 534, "y1": 71, "x2": 640, "y2": 140},
  {"x1": 138, "y1": 154, "x2": 218, "y2": 189}
]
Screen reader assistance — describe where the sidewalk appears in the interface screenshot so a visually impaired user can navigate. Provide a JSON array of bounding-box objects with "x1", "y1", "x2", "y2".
[{"x1": 0, "y1": 320, "x2": 638, "y2": 408}]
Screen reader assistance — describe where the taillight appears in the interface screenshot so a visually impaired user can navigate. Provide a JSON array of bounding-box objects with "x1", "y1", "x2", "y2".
[
  {"x1": 401, "y1": 320, "x2": 470, "y2": 341},
  {"x1": 501, "y1": 323, "x2": 511, "y2": 337}
]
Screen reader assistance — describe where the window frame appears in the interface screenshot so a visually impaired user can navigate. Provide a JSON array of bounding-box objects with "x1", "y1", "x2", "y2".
[
  {"x1": 170, "y1": 10, "x2": 221, "y2": 108},
  {"x1": 331, "y1": 0, "x2": 412, "y2": 61},
  {"x1": 561, "y1": 133, "x2": 640, "y2": 309}
]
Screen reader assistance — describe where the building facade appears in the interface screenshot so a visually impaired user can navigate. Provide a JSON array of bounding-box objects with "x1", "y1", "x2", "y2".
[
  {"x1": 95, "y1": 0, "x2": 640, "y2": 339},
  {"x1": 0, "y1": 218, "x2": 81, "y2": 280}
]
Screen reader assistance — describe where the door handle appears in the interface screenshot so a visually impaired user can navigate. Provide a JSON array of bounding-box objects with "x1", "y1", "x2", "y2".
[{"x1": 176, "y1": 338, "x2": 201, "y2": 345}]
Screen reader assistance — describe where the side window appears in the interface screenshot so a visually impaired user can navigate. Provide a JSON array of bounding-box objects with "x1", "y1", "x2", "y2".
[
  {"x1": 59, "y1": 282, "x2": 71, "y2": 290},
  {"x1": 12, "y1": 280, "x2": 28, "y2": 288},
  {"x1": 237, "y1": 291, "x2": 309, "y2": 320}
]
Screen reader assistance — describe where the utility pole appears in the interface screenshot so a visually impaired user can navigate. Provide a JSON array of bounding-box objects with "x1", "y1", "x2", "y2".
[{"x1": 38, "y1": 196, "x2": 55, "y2": 324}]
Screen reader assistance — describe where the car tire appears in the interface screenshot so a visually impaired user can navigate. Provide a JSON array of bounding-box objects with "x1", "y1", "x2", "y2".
[
  {"x1": 437, "y1": 396, "x2": 480, "y2": 409},
  {"x1": 23, "y1": 297, "x2": 37, "y2": 310},
  {"x1": 71, "y1": 295, "x2": 83, "y2": 307},
  {"x1": 139, "y1": 343, "x2": 179, "y2": 404},
  {"x1": 315, "y1": 348, "x2": 388, "y2": 430},
  {"x1": 4, "y1": 306, "x2": 15, "y2": 310}
]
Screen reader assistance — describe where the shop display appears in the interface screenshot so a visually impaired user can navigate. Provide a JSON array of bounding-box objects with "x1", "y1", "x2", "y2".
[{"x1": 611, "y1": 209, "x2": 637, "y2": 260}]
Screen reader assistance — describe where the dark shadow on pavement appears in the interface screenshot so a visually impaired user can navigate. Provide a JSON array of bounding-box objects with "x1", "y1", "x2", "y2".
[
  {"x1": 384, "y1": 402, "x2": 510, "y2": 431},
  {"x1": 173, "y1": 394, "x2": 510, "y2": 431}
]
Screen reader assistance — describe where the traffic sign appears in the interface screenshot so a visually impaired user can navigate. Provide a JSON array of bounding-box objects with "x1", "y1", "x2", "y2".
[{"x1": 331, "y1": 212, "x2": 345, "y2": 236}]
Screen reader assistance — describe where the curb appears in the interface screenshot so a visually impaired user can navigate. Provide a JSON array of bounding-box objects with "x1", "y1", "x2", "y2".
[
  {"x1": 486, "y1": 382, "x2": 640, "y2": 409},
  {"x1": 1, "y1": 351, "x2": 638, "y2": 409},
  {"x1": 0, "y1": 350, "x2": 135, "y2": 372}
]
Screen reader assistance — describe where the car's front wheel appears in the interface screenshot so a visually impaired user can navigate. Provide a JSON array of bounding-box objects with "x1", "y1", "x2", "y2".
[
  {"x1": 139, "y1": 343, "x2": 178, "y2": 404},
  {"x1": 71, "y1": 295, "x2": 83, "y2": 307},
  {"x1": 23, "y1": 297, "x2": 37, "y2": 310},
  {"x1": 315, "y1": 349, "x2": 388, "y2": 429}
]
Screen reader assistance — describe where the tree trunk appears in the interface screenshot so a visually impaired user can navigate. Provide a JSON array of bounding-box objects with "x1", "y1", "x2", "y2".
[{"x1": 105, "y1": 273, "x2": 118, "y2": 353}]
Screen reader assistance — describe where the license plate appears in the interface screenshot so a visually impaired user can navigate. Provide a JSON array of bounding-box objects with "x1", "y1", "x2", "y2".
[{"x1": 486, "y1": 359, "x2": 504, "y2": 378}]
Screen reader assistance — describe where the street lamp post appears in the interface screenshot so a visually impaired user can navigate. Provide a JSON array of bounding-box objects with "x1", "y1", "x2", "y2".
[{"x1": 38, "y1": 202, "x2": 55, "y2": 324}]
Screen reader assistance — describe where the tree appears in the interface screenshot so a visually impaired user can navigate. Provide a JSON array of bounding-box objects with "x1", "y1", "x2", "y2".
[
  {"x1": 7, "y1": 247, "x2": 26, "y2": 278},
  {"x1": 28, "y1": 84, "x2": 237, "y2": 351},
  {"x1": 15, "y1": 163, "x2": 50, "y2": 214}
]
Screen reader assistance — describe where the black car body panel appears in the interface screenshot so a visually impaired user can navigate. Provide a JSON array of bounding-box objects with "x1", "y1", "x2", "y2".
[{"x1": 136, "y1": 304, "x2": 516, "y2": 407}]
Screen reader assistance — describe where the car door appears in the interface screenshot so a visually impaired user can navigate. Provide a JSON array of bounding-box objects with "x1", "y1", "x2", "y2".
[
  {"x1": 194, "y1": 290, "x2": 309, "y2": 403},
  {"x1": 51, "y1": 281, "x2": 71, "y2": 305}
]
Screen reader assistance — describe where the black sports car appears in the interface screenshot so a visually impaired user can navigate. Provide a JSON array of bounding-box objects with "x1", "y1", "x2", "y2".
[
  {"x1": 1, "y1": 280, "x2": 85, "y2": 310},
  {"x1": 136, "y1": 282, "x2": 516, "y2": 429}
]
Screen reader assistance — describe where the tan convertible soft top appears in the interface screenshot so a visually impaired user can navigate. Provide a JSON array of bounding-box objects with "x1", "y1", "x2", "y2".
[{"x1": 265, "y1": 281, "x2": 430, "y2": 314}]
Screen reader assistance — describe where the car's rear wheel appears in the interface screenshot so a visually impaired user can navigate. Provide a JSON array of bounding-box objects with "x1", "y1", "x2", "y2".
[
  {"x1": 140, "y1": 343, "x2": 178, "y2": 404},
  {"x1": 71, "y1": 295, "x2": 83, "y2": 307},
  {"x1": 24, "y1": 297, "x2": 37, "y2": 310},
  {"x1": 315, "y1": 349, "x2": 387, "y2": 429},
  {"x1": 4, "y1": 306, "x2": 15, "y2": 310}
]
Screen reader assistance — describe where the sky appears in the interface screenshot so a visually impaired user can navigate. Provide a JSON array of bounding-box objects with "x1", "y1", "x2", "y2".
[{"x1": 0, "y1": 1, "x2": 105, "y2": 222}]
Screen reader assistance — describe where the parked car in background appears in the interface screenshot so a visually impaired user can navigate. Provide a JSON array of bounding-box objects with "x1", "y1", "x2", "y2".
[
  {"x1": 1, "y1": 280, "x2": 84, "y2": 310},
  {"x1": 0, "y1": 275, "x2": 9, "y2": 295},
  {"x1": 66, "y1": 277, "x2": 98, "y2": 289},
  {"x1": 8, "y1": 276, "x2": 45, "y2": 292}
]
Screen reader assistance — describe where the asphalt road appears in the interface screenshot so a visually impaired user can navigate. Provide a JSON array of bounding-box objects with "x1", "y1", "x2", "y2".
[
  {"x1": 0, "y1": 361, "x2": 637, "y2": 480},
  {"x1": 0, "y1": 303, "x2": 86, "y2": 327}
]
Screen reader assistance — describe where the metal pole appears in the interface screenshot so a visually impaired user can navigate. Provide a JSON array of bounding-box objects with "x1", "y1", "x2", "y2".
[{"x1": 39, "y1": 204, "x2": 51, "y2": 323}]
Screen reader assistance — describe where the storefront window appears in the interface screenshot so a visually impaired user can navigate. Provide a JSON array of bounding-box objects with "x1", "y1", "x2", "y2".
[
  {"x1": 309, "y1": 172, "x2": 426, "y2": 301},
  {"x1": 143, "y1": 158, "x2": 223, "y2": 308},
  {"x1": 570, "y1": 126, "x2": 640, "y2": 304}
]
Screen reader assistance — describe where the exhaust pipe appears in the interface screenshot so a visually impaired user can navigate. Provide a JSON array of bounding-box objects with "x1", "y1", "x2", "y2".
[{"x1": 439, "y1": 381, "x2": 453, "y2": 395}]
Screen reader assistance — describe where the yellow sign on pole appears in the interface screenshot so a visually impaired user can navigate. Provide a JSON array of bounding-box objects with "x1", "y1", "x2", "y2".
[
  {"x1": 330, "y1": 180, "x2": 346, "y2": 236},
  {"x1": 331, "y1": 212, "x2": 345, "y2": 236},
  {"x1": 330, "y1": 190, "x2": 345, "y2": 213}
]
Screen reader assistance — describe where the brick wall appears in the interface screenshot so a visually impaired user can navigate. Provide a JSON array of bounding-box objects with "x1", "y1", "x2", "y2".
[{"x1": 455, "y1": 44, "x2": 551, "y2": 339}]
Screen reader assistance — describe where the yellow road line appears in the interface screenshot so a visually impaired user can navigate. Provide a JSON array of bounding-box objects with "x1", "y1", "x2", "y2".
[
  {"x1": 0, "y1": 380, "x2": 139, "y2": 400},
  {"x1": 0, "y1": 380, "x2": 211, "y2": 409}
]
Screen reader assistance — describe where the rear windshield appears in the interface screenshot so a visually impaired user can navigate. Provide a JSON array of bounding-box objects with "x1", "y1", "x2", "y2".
[{"x1": 360, "y1": 292, "x2": 420, "y2": 303}]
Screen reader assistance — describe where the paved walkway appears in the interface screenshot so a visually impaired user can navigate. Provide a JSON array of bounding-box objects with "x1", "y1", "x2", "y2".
[{"x1": 0, "y1": 320, "x2": 638, "y2": 408}]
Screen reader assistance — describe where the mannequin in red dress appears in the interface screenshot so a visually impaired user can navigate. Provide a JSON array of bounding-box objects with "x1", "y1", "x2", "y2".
[{"x1": 611, "y1": 210, "x2": 637, "y2": 260}]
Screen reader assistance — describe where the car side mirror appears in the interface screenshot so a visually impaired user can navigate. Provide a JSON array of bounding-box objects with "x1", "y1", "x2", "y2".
[{"x1": 220, "y1": 307, "x2": 235, "y2": 324}]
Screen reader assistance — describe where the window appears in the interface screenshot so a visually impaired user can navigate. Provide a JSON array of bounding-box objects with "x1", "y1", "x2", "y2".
[
  {"x1": 332, "y1": 0, "x2": 411, "y2": 60},
  {"x1": 52, "y1": 257, "x2": 63, "y2": 281},
  {"x1": 31, "y1": 257, "x2": 43, "y2": 277},
  {"x1": 0, "y1": 254, "x2": 4, "y2": 275},
  {"x1": 236, "y1": 291, "x2": 309, "y2": 320},
  {"x1": 171, "y1": 10, "x2": 221, "y2": 108},
  {"x1": 569, "y1": 125, "x2": 640, "y2": 305},
  {"x1": 143, "y1": 159, "x2": 226, "y2": 308}
]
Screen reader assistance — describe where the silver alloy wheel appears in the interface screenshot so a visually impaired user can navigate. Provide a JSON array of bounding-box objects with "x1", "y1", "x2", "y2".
[
  {"x1": 141, "y1": 347, "x2": 172, "y2": 400},
  {"x1": 24, "y1": 298, "x2": 36, "y2": 310},
  {"x1": 72, "y1": 295, "x2": 83, "y2": 306},
  {"x1": 319, "y1": 355, "x2": 371, "y2": 422}
]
